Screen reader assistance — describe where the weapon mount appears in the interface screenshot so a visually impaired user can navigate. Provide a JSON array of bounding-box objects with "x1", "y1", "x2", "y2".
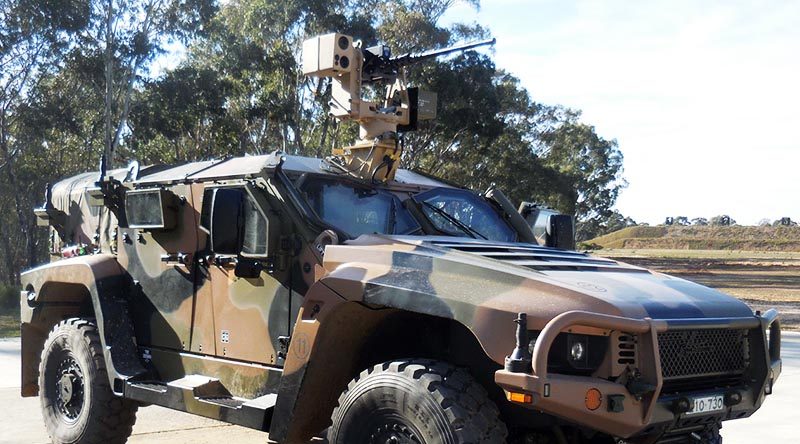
[{"x1": 302, "y1": 33, "x2": 495, "y2": 182}]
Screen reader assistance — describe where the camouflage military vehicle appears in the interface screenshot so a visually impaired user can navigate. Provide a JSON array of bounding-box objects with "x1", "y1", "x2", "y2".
[{"x1": 20, "y1": 33, "x2": 781, "y2": 444}]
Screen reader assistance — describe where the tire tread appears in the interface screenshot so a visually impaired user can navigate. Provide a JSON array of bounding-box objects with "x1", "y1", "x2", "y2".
[
  {"x1": 40, "y1": 318, "x2": 138, "y2": 444},
  {"x1": 330, "y1": 358, "x2": 507, "y2": 444}
]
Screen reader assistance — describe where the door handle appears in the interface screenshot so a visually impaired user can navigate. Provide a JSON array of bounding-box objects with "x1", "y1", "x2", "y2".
[
  {"x1": 160, "y1": 252, "x2": 190, "y2": 265},
  {"x1": 213, "y1": 255, "x2": 237, "y2": 266}
]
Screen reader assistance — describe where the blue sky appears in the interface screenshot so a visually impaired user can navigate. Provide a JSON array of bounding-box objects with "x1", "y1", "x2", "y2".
[{"x1": 442, "y1": 0, "x2": 800, "y2": 225}]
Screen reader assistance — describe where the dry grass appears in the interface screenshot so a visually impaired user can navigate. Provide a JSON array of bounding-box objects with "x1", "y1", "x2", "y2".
[
  {"x1": 598, "y1": 248, "x2": 800, "y2": 261},
  {"x1": 588, "y1": 226, "x2": 800, "y2": 251},
  {"x1": 0, "y1": 309, "x2": 19, "y2": 338}
]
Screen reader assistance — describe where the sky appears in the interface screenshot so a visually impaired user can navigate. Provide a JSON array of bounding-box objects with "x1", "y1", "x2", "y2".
[{"x1": 441, "y1": 0, "x2": 800, "y2": 225}]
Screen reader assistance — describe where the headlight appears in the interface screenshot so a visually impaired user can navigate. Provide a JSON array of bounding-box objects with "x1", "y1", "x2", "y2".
[
  {"x1": 525, "y1": 332, "x2": 608, "y2": 376},
  {"x1": 550, "y1": 333, "x2": 608, "y2": 375},
  {"x1": 567, "y1": 334, "x2": 589, "y2": 367},
  {"x1": 570, "y1": 340, "x2": 586, "y2": 362}
]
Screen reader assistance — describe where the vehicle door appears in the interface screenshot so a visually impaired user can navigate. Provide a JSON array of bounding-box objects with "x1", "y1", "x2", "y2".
[
  {"x1": 118, "y1": 184, "x2": 198, "y2": 351},
  {"x1": 193, "y1": 182, "x2": 297, "y2": 365}
]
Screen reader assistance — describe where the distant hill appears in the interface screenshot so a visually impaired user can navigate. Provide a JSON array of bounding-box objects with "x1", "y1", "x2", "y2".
[{"x1": 586, "y1": 225, "x2": 800, "y2": 251}]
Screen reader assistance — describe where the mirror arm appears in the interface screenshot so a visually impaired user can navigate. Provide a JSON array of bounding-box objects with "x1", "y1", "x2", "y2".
[{"x1": 484, "y1": 186, "x2": 537, "y2": 244}]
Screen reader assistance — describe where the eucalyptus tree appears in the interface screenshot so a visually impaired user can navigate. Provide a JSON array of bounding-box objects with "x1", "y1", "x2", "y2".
[{"x1": 0, "y1": 0, "x2": 215, "y2": 282}]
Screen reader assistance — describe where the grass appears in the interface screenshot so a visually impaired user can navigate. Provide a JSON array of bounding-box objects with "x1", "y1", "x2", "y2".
[
  {"x1": 588, "y1": 226, "x2": 668, "y2": 248},
  {"x1": 596, "y1": 248, "x2": 800, "y2": 260},
  {"x1": 587, "y1": 225, "x2": 800, "y2": 251},
  {"x1": 0, "y1": 308, "x2": 20, "y2": 338}
]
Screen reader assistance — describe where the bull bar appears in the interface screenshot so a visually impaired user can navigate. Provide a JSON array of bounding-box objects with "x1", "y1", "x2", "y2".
[{"x1": 494, "y1": 309, "x2": 781, "y2": 438}]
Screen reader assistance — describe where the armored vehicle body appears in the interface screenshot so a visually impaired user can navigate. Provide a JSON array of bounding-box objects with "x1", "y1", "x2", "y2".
[
  {"x1": 20, "y1": 32, "x2": 781, "y2": 444},
  {"x1": 21, "y1": 152, "x2": 782, "y2": 444}
]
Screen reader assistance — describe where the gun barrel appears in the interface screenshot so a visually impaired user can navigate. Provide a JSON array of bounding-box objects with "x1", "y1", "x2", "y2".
[{"x1": 391, "y1": 38, "x2": 496, "y2": 66}]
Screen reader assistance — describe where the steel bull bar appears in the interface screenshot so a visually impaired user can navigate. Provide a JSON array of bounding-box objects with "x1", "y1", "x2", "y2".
[{"x1": 494, "y1": 310, "x2": 782, "y2": 438}]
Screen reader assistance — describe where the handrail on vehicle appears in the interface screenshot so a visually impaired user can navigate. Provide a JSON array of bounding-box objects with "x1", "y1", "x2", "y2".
[
  {"x1": 761, "y1": 308, "x2": 781, "y2": 362},
  {"x1": 530, "y1": 309, "x2": 779, "y2": 380},
  {"x1": 531, "y1": 311, "x2": 667, "y2": 380}
]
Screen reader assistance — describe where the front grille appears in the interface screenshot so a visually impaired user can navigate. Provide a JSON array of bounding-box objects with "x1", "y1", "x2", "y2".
[{"x1": 658, "y1": 328, "x2": 749, "y2": 393}]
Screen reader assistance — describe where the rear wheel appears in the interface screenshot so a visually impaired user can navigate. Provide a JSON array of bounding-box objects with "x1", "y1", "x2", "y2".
[
  {"x1": 39, "y1": 318, "x2": 138, "y2": 444},
  {"x1": 328, "y1": 359, "x2": 508, "y2": 444}
]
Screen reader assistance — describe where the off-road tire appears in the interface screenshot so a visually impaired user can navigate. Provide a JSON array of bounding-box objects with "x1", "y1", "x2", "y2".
[
  {"x1": 39, "y1": 318, "x2": 138, "y2": 444},
  {"x1": 327, "y1": 359, "x2": 508, "y2": 444}
]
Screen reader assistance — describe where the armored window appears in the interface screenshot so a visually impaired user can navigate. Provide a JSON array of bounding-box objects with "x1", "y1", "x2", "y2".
[
  {"x1": 413, "y1": 187, "x2": 516, "y2": 242},
  {"x1": 209, "y1": 188, "x2": 244, "y2": 254},
  {"x1": 199, "y1": 188, "x2": 213, "y2": 233},
  {"x1": 241, "y1": 193, "x2": 268, "y2": 256},
  {"x1": 201, "y1": 186, "x2": 268, "y2": 256},
  {"x1": 125, "y1": 188, "x2": 177, "y2": 230},
  {"x1": 300, "y1": 178, "x2": 420, "y2": 238}
]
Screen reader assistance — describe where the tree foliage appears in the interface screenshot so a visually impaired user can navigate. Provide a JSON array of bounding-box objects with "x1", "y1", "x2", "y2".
[
  {"x1": 0, "y1": 0, "x2": 629, "y2": 284},
  {"x1": 710, "y1": 215, "x2": 736, "y2": 226}
]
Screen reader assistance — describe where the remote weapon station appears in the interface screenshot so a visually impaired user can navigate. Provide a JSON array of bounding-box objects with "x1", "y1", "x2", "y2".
[
  {"x1": 302, "y1": 33, "x2": 495, "y2": 181},
  {"x1": 19, "y1": 31, "x2": 780, "y2": 444}
]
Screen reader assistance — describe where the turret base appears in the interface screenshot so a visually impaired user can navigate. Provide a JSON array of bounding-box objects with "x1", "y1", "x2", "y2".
[{"x1": 331, "y1": 138, "x2": 402, "y2": 183}]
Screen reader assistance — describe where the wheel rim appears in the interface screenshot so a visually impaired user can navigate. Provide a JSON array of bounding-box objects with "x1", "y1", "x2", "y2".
[
  {"x1": 53, "y1": 353, "x2": 85, "y2": 423},
  {"x1": 369, "y1": 420, "x2": 421, "y2": 444}
]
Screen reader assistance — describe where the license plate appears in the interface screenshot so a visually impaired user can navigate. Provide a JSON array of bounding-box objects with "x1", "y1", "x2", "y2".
[{"x1": 687, "y1": 394, "x2": 725, "y2": 415}]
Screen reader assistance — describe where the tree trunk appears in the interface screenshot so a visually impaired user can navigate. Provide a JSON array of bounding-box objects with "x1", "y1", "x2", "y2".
[{"x1": 112, "y1": 0, "x2": 157, "y2": 156}]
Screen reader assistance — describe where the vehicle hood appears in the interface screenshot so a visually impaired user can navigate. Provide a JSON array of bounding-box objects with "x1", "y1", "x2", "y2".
[{"x1": 321, "y1": 235, "x2": 754, "y2": 325}]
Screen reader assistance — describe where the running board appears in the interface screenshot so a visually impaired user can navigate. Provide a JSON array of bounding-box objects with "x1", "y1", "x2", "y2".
[{"x1": 125, "y1": 375, "x2": 277, "y2": 430}]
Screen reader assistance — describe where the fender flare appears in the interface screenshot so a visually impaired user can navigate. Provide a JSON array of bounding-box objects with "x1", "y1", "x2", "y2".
[
  {"x1": 20, "y1": 254, "x2": 146, "y2": 395},
  {"x1": 269, "y1": 266, "x2": 510, "y2": 442}
]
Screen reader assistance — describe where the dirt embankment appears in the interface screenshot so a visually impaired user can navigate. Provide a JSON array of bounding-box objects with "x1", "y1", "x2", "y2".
[{"x1": 588, "y1": 226, "x2": 800, "y2": 251}]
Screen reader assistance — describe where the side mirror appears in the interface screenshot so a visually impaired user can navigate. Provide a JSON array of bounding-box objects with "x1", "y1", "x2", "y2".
[
  {"x1": 484, "y1": 187, "x2": 537, "y2": 244},
  {"x1": 547, "y1": 214, "x2": 575, "y2": 250},
  {"x1": 518, "y1": 202, "x2": 575, "y2": 250},
  {"x1": 210, "y1": 188, "x2": 244, "y2": 254}
]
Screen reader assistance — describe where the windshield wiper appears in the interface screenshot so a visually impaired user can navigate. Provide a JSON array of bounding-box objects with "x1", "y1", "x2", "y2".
[{"x1": 421, "y1": 201, "x2": 487, "y2": 240}]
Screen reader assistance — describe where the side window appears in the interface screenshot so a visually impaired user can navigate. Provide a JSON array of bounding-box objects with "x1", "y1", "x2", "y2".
[
  {"x1": 241, "y1": 194, "x2": 268, "y2": 256},
  {"x1": 199, "y1": 188, "x2": 214, "y2": 233},
  {"x1": 210, "y1": 188, "x2": 244, "y2": 254},
  {"x1": 200, "y1": 186, "x2": 268, "y2": 256}
]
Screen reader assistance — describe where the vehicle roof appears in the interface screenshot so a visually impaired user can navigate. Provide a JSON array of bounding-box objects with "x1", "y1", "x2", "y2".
[{"x1": 133, "y1": 153, "x2": 452, "y2": 189}]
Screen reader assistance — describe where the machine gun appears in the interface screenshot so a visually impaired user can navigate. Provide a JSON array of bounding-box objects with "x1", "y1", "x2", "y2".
[{"x1": 302, "y1": 33, "x2": 495, "y2": 182}]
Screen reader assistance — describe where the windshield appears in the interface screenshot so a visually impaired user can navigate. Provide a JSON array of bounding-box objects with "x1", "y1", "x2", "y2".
[
  {"x1": 413, "y1": 188, "x2": 516, "y2": 242},
  {"x1": 300, "y1": 177, "x2": 420, "y2": 237}
]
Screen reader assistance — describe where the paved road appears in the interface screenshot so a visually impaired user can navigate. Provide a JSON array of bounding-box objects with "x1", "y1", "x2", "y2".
[
  {"x1": 1, "y1": 334, "x2": 797, "y2": 443},
  {"x1": 0, "y1": 338, "x2": 267, "y2": 444}
]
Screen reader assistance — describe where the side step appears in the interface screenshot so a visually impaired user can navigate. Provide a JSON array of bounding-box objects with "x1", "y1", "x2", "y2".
[{"x1": 125, "y1": 375, "x2": 277, "y2": 430}]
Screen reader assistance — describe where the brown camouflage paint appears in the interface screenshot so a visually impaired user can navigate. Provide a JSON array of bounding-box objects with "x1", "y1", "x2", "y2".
[{"x1": 20, "y1": 155, "x2": 781, "y2": 442}]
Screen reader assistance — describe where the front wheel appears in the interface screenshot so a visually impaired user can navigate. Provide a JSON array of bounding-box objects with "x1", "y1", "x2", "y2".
[
  {"x1": 39, "y1": 318, "x2": 138, "y2": 444},
  {"x1": 328, "y1": 359, "x2": 508, "y2": 444}
]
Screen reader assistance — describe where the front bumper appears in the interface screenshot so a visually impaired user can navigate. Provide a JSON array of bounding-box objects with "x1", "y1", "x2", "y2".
[{"x1": 494, "y1": 309, "x2": 782, "y2": 438}]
